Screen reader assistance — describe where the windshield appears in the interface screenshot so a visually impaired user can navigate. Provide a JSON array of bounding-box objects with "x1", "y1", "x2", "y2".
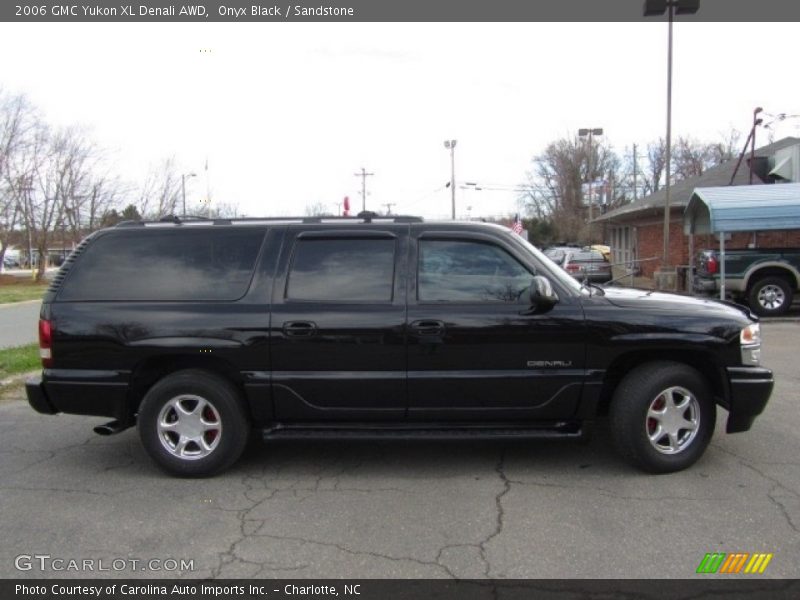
[{"x1": 507, "y1": 233, "x2": 587, "y2": 295}]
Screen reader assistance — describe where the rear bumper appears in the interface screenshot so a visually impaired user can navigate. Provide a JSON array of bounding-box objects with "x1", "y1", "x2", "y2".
[
  {"x1": 26, "y1": 377, "x2": 57, "y2": 414},
  {"x1": 26, "y1": 370, "x2": 131, "y2": 422},
  {"x1": 725, "y1": 366, "x2": 774, "y2": 433},
  {"x1": 693, "y1": 276, "x2": 717, "y2": 295}
]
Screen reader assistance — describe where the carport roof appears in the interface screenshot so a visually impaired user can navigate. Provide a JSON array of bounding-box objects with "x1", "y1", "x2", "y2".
[{"x1": 684, "y1": 182, "x2": 800, "y2": 234}]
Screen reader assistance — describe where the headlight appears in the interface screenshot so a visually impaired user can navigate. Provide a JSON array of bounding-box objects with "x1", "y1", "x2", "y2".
[{"x1": 740, "y1": 323, "x2": 761, "y2": 366}]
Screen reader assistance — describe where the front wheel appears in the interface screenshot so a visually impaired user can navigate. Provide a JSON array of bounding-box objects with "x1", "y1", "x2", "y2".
[
  {"x1": 609, "y1": 362, "x2": 716, "y2": 473},
  {"x1": 138, "y1": 370, "x2": 249, "y2": 477},
  {"x1": 747, "y1": 277, "x2": 793, "y2": 317}
]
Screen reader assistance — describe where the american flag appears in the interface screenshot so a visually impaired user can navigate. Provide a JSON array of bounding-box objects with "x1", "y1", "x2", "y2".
[{"x1": 512, "y1": 214, "x2": 523, "y2": 235}]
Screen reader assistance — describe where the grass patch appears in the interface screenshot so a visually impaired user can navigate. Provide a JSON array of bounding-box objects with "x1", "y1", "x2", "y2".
[
  {"x1": 0, "y1": 280, "x2": 48, "y2": 304},
  {"x1": 0, "y1": 343, "x2": 40, "y2": 379}
]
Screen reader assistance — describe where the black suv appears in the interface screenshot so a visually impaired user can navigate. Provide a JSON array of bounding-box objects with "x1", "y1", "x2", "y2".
[{"x1": 26, "y1": 214, "x2": 773, "y2": 476}]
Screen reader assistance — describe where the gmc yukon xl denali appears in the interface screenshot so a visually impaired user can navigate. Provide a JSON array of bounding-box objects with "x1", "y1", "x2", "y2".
[{"x1": 26, "y1": 214, "x2": 774, "y2": 476}]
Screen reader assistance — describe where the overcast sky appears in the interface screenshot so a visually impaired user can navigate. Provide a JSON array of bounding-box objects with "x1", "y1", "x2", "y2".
[{"x1": 1, "y1": 22, "x2": 798, "y2": 219}]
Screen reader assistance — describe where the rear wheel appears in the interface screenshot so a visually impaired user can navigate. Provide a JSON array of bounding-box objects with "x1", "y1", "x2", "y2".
[
  {"x1": 138, "y1": 369, "x2": 249, "y2": 477},
  {"x1": 609, "y1": 362, "x2": 716, "y2": 473},
  {"x1": 747, "y1": 276, "x2": 792, "y2": 317}
]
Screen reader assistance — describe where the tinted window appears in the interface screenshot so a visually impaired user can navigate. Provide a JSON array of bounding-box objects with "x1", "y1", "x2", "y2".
[
  {"x1": 419, "y1": 240, "x2": 532, "y2": 302},
  {"x1": 286, "y1": 238, "x2": 395, "y2": 302},
  {"x1": 59, "y1": 229, "x2": 264, "y2": 301}
]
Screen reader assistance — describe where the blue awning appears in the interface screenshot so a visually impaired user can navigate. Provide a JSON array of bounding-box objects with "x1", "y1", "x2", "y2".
[{"x1": 684, "y1": 183, "x2": 800, "y2": 234}]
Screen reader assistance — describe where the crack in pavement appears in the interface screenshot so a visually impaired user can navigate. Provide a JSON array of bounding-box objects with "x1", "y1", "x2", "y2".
[
  {"x1": 0, "y1": 485, "x2": 118, "y2": 497},
  {"x1": 766, "y1": 490, "x2": 800, "y2": 533},
  {"x1": 204, "y1": 449, "x2": 526, "y2": 580},
  {"x1": 207, "y1": 462, "x2": 453, "y2": 578},
  {"x1": 256, "y1": 532, "x2": 451, "y2": 576},
  {"x1": 506, "y1": 478, "x2": 718, "y2": 502},
  {"x1": 478, "y1": 450, "x2": 510, "y2": 579},
  {"x1": 711, "y1": 443, "x2": 800, "y2": 532}
]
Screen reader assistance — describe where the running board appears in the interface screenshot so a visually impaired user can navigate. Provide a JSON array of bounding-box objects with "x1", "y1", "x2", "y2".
[{"x1": 262, "y1": 422, "x2": 586, "y2": 441}]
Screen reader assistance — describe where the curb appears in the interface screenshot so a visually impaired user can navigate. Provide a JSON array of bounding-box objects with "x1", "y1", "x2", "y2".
[
  {"x1": 0, "y1": 299, "x2": 41, "y2": 309},
  {"x1": 0, "y1": 370, "x2": 38, "y2": 388}
]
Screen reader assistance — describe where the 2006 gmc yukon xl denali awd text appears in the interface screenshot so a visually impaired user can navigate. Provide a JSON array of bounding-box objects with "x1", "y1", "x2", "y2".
[{"x1": 26, "y1": 214, "x2": 774, "y2": 477}]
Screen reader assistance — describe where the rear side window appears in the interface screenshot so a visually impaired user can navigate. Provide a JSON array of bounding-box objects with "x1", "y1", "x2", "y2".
[
  {"x1": 58, "y1": 229, "x2": 264, "y2": 301},
  {"x1": 286, "y1": 238, "x2": 395, "y2": 302}
]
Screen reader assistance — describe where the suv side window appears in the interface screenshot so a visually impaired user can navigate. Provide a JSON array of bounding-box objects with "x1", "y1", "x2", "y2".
[
  {"x1": 286, "y1": 238, "x2": 395, "y2": 302},
  {"x1": 58, "y1": 229, "x2": 264, "y2": 302},
  {"x1": 418, "y1": 239, "x2": 533, "y2": 302}
]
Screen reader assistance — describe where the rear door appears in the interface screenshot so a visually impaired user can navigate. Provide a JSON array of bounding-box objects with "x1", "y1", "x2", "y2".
[
  {"x1": 406, "y1": 228, "x2": 587, "y2": 421},
  {"x1": 269, "y1": 226, "x2": 408, "y2": 421}
]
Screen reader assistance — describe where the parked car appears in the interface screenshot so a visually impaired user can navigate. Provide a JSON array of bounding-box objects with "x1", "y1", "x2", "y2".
[
  {"x1": 590, "y1": 244, "x2": 612, "y2": 262},
  {"x1": 694, "y1": 248, "x2": 799, "y2": 316},
  {"x1": 563, "y1": 249, "x2": 613, "y2": 284},
  {"x1": 3, "y1": 256, "x2": 20, "y2": 269},
  {"x1": 27, "y1": 213, "x2": 773, "y2": 476},
  {"x1": 543, "y1": 244, "x2": 581, "y2": 267}
]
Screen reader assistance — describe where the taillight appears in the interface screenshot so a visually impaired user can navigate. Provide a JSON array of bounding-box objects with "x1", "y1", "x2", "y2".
[
  {"x1": 706, "y1": 256, "x2": 718, "y2": 275},
  {"x1": 38, "y1": 319, "x2": 53, "y2": 368},
  {"x1": 566, "y1": 264, "x2": 580, "y2": 272}
]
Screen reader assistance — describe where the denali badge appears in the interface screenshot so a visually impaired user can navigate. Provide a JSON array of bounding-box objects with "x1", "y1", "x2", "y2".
[{"x1": 527, "y1": 360, "x2": 573, "y2": 368}]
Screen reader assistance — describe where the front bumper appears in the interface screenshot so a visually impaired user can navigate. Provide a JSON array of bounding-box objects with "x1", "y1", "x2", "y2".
[{"x1": 725, "y1": 366, "x2": 774, "y2": 433}]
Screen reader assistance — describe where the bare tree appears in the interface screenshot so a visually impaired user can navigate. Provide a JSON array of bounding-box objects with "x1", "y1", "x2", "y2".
[
  {"x1": 304, "y1": 202, "x2": 330, "y2": 217},
  {"x1": 639, "y1": 131, "x2": 740, "y2": 195},
  {"x1": 136, "y1": 157, "x2": 181, "y2": 219},
  {"x1": 0, "y1": 90, "x2": 38, "y2": 269},
  {"x1": 522, "y1": 135, "x2": 619, "y2": 242},
  {"x1": 208, "y1": 202, "x2": 240, "y2": 218},
  {"x1": 18, "y1": 125, "x2": 98, "y2": 280},
  {"x1": 641, "y1": 138, "x2": 667, "y2": 196},
  {"x1": 707, "y1": 128, "x2": 740, "y2": 165}
]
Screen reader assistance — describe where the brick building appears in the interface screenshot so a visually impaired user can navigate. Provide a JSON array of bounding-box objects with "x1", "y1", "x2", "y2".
[{"x1": 596, "y1": 137, "x2": 800, "y2": 280}]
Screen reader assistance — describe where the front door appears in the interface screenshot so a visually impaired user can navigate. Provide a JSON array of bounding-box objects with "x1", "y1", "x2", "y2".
[{"x1": 406, "y1": 231, "x2": 586, "y2": 421}]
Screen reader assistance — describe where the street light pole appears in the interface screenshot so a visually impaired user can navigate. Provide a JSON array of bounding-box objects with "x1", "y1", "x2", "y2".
[
  {"x1": 444, "y1": 140, "x2": 457, "y2": 220},
  {"x1": 578, "y1": 128, "x2": 603, "y2": 242},
  {"x1": 644, "y1": 0, "x2": 700, "y2": 283},
  {"x1": 181, "y1": 172, "x2": 196, "y2": 217},
  {"x1": 664, "y1": 1, "x2": 674, "y2": 271}
]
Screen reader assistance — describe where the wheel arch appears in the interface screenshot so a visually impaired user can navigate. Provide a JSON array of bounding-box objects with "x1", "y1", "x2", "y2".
[
  {"x1": 127, "y1": 354, "x2": 250, "y2": 419},
  {"x1": 596, "y1": 350, "x2": 727, "y2": 416},
  {"x1": 744, "y1": 263, "x2": 800, "y2": 292}
]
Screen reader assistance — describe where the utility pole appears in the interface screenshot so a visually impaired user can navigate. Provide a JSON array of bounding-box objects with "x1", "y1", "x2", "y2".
[
  {"x1": 181, "y1": 172, "x2": 196, "y2": 217},
  {"x1": 579, "y1": 128, "x2": 603, "y2": 242},
  {"x1": 444, "y1": 140, "x2": 457, "y2": 219},
  {"x1": 381, "y1": 202, "x2": 395, "y2": 215},
  {"x1": 632, "y1": 143, "x2": 638, "y2": 201},
  {"x1": 354, "y1": 167, "x2": 374, "y2": 212}
]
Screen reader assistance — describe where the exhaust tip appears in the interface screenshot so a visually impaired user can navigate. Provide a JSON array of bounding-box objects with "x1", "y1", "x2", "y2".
[{"x1": 93, "y1": 420, "x2": 127, "y2": 436}]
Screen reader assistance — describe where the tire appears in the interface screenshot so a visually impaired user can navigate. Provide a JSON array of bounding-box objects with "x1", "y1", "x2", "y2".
[
  {"x1": 609, "y1": 361, "x2": 716, "y2": 474},
  {"x1": 138, "y1": 369, "x2": 249, "y2": 477},
  {"x1": 747, "y1": 277, "x2": 793, "y2": 317}
]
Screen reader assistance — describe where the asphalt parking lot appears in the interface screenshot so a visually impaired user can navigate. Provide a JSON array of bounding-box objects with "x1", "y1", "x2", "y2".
[{"x1": 1, "y1": 322, "x2": 798, "y2": 580}]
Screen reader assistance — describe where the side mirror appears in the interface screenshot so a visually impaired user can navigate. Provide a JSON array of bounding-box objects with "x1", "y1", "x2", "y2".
[{"x1": 526, "y1": 276, "x2": 559, "y2": 313}]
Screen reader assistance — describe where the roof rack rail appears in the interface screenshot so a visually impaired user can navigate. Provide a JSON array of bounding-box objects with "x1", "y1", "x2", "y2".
[{"x1": 116, "y1": 213, "x2": 423, "y2": 227}]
